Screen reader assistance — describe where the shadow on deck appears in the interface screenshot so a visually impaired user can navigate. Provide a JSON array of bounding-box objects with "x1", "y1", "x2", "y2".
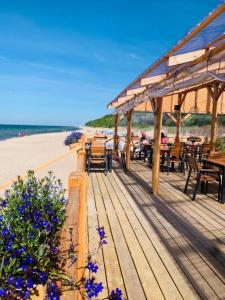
[{"x1": 87, "y1": 160, "x2": 225, "y2": 300}]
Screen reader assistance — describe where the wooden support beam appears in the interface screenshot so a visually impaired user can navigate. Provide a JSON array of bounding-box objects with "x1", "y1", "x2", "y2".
[
  {"x1": 208, "y1": 83, "x2": 225, "y2": 151},
  {"x1": 114, "y1": 113, "x2": 119, "y2": 151},
  {"x1": 175, "y1": 109, "x2": 182, "y2": 143},
  {"x1": 166, "y1": 113, "x2": 177, "y2": 124},
  {"x1": 126, "y1": 109, "x2": 133, "y2": 170},
  {"x1": 168, "y1": 49, "x2": 206, "y2": 66},
  {"x1": 127, "y1": 86, "x2": 146, "y2": 95},
  {"x1": 179, "y1": 92, "x2": 187, "y2": 107},
  {"x1": 182, "y1": 113, "x2": 192, "y2": 122},
  {"x1": 150, "y1": 98, "x2": 157, "y2": 113},
  {"x1": 210, "y1": 97, "x2": 218, "y2": 151},
  {"x1": 141, "y1": 74, "x2": 167, "y2": 86},
  {"x1": 174, "y1": 94, "x2": 185, "y2": 142},
  {"x1": 152, "y1": 98, "x2": 163, "y2": 195}
]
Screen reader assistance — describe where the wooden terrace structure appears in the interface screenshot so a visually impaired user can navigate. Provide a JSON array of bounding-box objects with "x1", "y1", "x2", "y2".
[
  {"x1": 64, "y1": 4, "x2": 225, "y2": 300},
  {"x1": 109, "y1": 3, "x2": 225, "y2": 194}
]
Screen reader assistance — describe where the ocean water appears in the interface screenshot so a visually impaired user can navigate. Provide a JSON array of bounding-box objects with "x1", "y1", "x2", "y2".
[{"x1": 0, "y1": 124, "x2": 79, "y2": 141}]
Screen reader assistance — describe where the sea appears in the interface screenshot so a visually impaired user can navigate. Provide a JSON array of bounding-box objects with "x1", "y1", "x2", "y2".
[{"x1": 0, "y1": 124, "x2": 79, "y2": 141}]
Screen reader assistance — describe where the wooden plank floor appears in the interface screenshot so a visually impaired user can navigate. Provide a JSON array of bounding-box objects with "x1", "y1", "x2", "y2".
[{"x1": 87, "y1": 161, "x2": 225, "y2": 300}]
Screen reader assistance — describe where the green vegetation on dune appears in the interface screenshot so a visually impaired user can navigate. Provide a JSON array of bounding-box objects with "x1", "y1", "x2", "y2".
[
  {"x1": 85, "y1": 113, "x2": 225, "y2": 128},
  {"x1": 85, "y1": 114, "x2": 115, "y2": 128}
]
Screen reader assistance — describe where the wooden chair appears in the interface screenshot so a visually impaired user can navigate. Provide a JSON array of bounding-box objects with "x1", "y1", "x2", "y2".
[
  {"x1": 166, "y1": 142, "x2": 185, "y2": 175},
  {"x1": 199, "y1": 143, "x2": 211, "y2": 162},
  {"x1": 184, "y1": 155, "x2": 221, "y2": 201},
  {"x1": 86, "y1": 143, "x2": 108, "y2": 175},
  {"x1": 117, "y1": 140, "x2": 127, "y2": 171}
]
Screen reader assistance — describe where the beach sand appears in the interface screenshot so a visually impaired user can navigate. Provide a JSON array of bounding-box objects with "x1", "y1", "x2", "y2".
[{"x1": 0, "y1": 132, "x2": 76, "y2": 196}]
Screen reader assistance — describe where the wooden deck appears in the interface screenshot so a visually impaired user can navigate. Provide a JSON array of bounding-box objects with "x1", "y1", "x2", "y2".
[{"x1": 86, "y1": 160, "x2": 225, "y2": 300}]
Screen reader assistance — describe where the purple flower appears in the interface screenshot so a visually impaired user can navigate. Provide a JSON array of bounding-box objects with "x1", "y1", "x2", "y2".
[
  {"x1": 87, "y1": 261, "x2": 98, "y2": 273},
  {"x1": 42, "y1": 220, "x2": 48, "y2": 227},
  {"x1": 6, "y1": 241, "x2": 13, "y2": 251},
  {"x1": 50, "y1": 246, "x2": 58, "y2": 254},
  {"x1": 25, "y1": 256, "x2": 34, "y2": 264},
  {"x1": 17, "y1": 206, "x2": 26, "y2": 214},
  {"x1": 84, "y1": 278, "x2": 103, "y2": 298},
  {"x1": 23, "y1": 290, "x2": 31, "y2": 299},
  {"x1": 7, "y1": 275, "x2": 15, "y2": 285},
  {"x1": 0, "y1": 288, "x2": 7, "y2": 297},
  {"x1": 96, "y1": 226, "x2": 106, "y2": 239},
  {"x1": 20, "y1": 264, "x2": 29, "y2": 272},
  {"x1": 64, "y1": 131, "x2": 83, "y2": 146},
  {"x1": 39, "y1": 272, "x2": 47, "y2": 284},
  {"x1": 52, "y1": 216, "x2": 59, "y2": 223},
  {"x1": 1, "y1": 200, "x2": 7, "y2": 208},
  {"x1": 21, "y1": 246, "x2": 27, "y2": 252},
  {"x1": 14, "y1": 277, "x2": 23, "y2": 289},
  {"x1": 110, "y1": 288, "x2": 123, "y2": 300},
  {"x1": 27, "y1": 278, "x2": 34, "y2": 288},
  {"x1": 2, "y1": 227, "x2": 10, "y2": 236},
  {"x1": 46, "y1": 281, "x2": 61, "y2": 300}
]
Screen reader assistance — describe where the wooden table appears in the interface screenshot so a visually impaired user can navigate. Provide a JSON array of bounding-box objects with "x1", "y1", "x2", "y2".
[
  {"x1": 148, "y1": 145, "x2": 170, "y2": 165},
  {"x1": 203, "y1": 154, "x2": 225, "y2": 203}
]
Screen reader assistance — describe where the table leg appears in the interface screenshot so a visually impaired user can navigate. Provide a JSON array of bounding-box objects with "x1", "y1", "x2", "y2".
[{"x1": 221, "y1": 167, "x2": 225, "y2": 204}]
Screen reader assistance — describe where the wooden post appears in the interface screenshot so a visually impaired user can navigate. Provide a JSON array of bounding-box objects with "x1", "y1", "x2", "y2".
[
  {"x1": 114, "y1": 113, "x2": 119, "y2": 151},
  {"x1": 152, "y1": 98, "x2": 163, "y2": 195},
  {"x1": 126, "y1": 109, "x2": 133, "y2": 170},
  {"x1": 210, "y1": 98, "x2": 218, "y2": 151},
  {"x1": 175, "y1": 109, "x2": 181, "y2": 142},
  {"x1": 175, "y1": 93, "x2": 187, "y2": 143},
  {"x1": 208, "y1": 83, "x2": 225, "y2": 151}
]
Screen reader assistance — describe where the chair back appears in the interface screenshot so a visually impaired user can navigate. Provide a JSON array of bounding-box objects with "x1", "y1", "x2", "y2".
[
  {"x1": 94, "y1": 134, "x2": 107, "y2": 141},
  {"x1": 187, "y1": 155, "x2": 199, "y2": 171},
  {"x1": 201, "y1": 143, "x2": 210, "y2": 154},
  {"x1": 118, "y1": 140, "x2": 126, "y2": 152},
  {"x1": 170, "y1": 142, "x2": 184, "y2": 157},
  {"x1": 90, "y1": 142, "x2": 106, "y2": 156}
]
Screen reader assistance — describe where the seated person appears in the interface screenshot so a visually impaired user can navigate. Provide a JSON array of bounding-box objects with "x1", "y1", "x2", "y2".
[
  {"x1": 140, "y1": 132, "x2": 147, "y2": 143},
  {"x1": 139, "y1": 132, "x2": 149, "y2": 160}
]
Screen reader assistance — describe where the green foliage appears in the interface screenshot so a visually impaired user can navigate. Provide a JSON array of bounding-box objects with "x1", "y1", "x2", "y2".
[
  {"x1": 85, "y1": 114, "x2": 115, "y2": 128},
  {"x1": 215, "y1": 137, "x2": 225, "y2": 153},
  {"x1": 85, "y1": 113, "x2": 225, "y2": 129}
]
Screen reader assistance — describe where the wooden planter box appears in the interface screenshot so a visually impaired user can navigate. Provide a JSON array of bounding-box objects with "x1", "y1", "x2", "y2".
[{"x1": 69, "y1": 142, "x2": 78, "y2": 149}]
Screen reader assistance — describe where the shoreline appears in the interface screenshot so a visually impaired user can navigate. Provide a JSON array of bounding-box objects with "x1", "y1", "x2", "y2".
[{"x1": 0, "y1": 124, "x2": 79, "y2": 142}]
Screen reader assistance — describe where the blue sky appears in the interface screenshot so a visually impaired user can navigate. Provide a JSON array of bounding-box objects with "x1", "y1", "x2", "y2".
[{"x1": 0, "y1": 0, "x2": 222, "y2": 126}]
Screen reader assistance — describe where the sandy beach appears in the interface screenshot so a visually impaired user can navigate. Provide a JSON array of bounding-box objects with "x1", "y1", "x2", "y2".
[{"x1": 0, "y1": 132, "x2": 76, "y2": 196}]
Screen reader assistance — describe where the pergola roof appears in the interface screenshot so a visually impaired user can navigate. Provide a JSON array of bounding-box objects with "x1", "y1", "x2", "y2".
[
  {"x1": 121, "y1": 86, "x2": 225, "y2": 115},
  {"x1": 107, "y1": 2, "x2": 225, "y2": 114}
]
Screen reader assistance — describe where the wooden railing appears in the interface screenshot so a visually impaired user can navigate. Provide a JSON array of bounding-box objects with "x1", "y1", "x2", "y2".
[{"x1": 62, "y1": 136, "x2": 87, "y2": 300}]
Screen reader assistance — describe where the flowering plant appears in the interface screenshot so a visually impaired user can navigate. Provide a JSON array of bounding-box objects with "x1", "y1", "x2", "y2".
[
  {"x1": 0, "y1": 172, "x2": 124, "y2": 300},
  {"x1": 64, "y1": 131, "x2": 83, "y2": 146}
]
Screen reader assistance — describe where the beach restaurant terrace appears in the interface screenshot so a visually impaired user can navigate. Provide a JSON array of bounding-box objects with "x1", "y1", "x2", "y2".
[
  {"x1": 108, "y1": 2, "x2": 225, "y2": 195},
  {"x1": 66, "y1": 4, "x2": 225, "y2": 300}
]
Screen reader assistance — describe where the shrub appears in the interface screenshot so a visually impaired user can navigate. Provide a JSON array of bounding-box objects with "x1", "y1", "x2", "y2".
[
  {"x1": 215, "y1": 137, "x2": 225, "y2": 153},
  {"x1": 0, "y1": 171, "x2": 66, "y2": 299},
  {"x1": 64, "y1": 132, "x2": 83, "y2": 146}
]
